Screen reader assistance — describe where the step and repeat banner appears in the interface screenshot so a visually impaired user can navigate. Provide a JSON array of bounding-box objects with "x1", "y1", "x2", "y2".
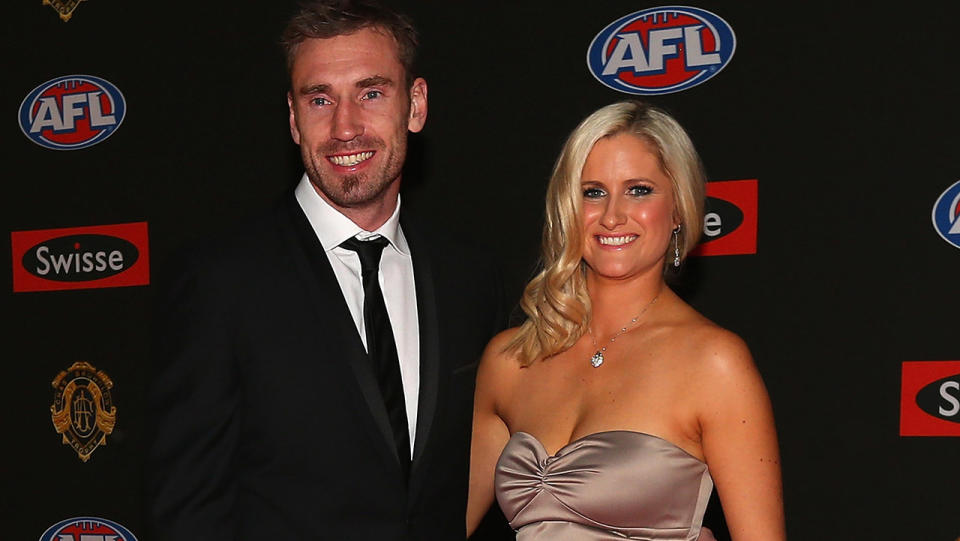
[{"x1": 4, "y1": 1, "x2": 958, "y2": 539}]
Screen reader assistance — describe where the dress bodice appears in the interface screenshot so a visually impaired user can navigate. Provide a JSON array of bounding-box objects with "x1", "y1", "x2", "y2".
[{"x1": 494, "y1": 430, "x2": 713, "y2": 540}]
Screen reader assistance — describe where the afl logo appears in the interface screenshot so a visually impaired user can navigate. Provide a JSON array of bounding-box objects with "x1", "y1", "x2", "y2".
[
  {"x1": 932, "y1": 180, "x2": 960, "y2": 249},
  {"x1": 587, "y1": 6, "x2": 736, "y2": 95},
  {"x1": 40, "y1": 517, "x2": 138, "y2": 541},
  {"x1": 18, "y1": 74, "x2": 126, "y2": 150}
]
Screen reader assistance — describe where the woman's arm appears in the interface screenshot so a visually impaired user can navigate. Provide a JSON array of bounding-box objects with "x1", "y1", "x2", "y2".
[
  {"x1": 466, "y1": 332, "x2": 514, "y2": 537},
  {"x1": 698, "y1": 330, "x2": 785, "y2": 541}
]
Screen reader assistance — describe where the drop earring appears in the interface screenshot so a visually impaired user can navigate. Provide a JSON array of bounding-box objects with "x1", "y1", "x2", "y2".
[{"x1": 672, "y1": 225, "x2": 682, "y2": 267}]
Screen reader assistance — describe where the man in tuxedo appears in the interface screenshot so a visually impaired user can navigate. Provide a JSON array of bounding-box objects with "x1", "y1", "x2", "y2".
[{"x1": 146, "y1": 1, "x2": 505, "y2": 539}]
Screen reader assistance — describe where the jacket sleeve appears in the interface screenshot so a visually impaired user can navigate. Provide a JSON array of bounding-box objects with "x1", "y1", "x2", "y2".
[{"x1": 145, "y1": 252, "x2": 241, "y2": 541}]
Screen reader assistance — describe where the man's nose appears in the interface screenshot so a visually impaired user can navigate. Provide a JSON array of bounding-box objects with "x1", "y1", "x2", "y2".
[{"x1": 330, "y1": 100, "x2": 364, "y2": 141}]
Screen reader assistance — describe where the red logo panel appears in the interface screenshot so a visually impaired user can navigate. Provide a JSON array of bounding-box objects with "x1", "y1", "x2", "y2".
[
  {"x1": 11, "y1": 222, "x2": 149, "y2": 292},
  {"x1": 900, "y1": 361, "x2": 960, "y2": 437},
  {"x1": 691, "y1": 179, "x2": 758, "y2": 257}
]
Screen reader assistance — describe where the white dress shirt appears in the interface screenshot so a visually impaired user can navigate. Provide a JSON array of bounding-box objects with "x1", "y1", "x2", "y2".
[{"x1": 295, "y1": 175, "x2": 419, "y2": 457}]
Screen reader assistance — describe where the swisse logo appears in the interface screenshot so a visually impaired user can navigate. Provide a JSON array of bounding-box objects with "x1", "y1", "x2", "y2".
[
  {"x1": 587, "y1": 6, "x2": 736, "y2": 95},
  {"x1": 19, "y1": 75, "x2": 126, "y2": 150},
  {"x1": 900, "y1": 361, "x2": 960, "y2": 437},
  {"x1": 40, "y1": 516, "x2": 138, "y2": 541},
  {"x1": 931, "y1": 179, "x2": 960, "y2": 249},
  {"x1": 690, "y1": 179, "x2": 758, "y2": 257},
  {"x1": 11, "y1": 222, "x2": 149, "y2": 292},
  {"x1": 24, "y1": 234, "x2": 138, "y2": 281}
]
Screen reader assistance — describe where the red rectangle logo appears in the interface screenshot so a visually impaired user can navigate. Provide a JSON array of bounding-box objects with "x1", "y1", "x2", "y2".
[
  {"x1": 900, "y1": 361, "x2": 960, "y2": 437},
  {"x1": 691, "y1": 179, "x2": 758, "y2": 257},
  {"x1": 11, "y1": 222, "x2": 150, "y2": 292}
]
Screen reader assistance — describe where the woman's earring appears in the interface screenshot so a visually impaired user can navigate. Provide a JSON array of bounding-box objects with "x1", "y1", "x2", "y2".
[{"x1": 672, "y1": 225, "x2": 682, "y2": 268}]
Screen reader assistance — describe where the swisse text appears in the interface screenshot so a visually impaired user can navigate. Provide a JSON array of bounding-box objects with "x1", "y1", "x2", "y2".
[
  {"x1": 702, "y1": 197, "x2": 743, "y2": 241},
  {"x1": 940, "y1": 382, "x2": 960, "y2": 417},
  {"x1": 24, "y1": 235, "x2": 139, "y2": 282}
]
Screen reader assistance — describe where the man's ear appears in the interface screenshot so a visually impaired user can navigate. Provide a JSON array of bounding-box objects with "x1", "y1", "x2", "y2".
[
  {"x1": 287, "y1": 91, "x2": 301, "y2": 145},
  {"x1": 407, "y1": 78, "x2": 428, "y2": 133}
]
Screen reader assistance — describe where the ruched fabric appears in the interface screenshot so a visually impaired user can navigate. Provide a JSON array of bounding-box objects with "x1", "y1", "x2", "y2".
[{"x1": 495, "y1": 431, "x2": 713, "y2": 541}]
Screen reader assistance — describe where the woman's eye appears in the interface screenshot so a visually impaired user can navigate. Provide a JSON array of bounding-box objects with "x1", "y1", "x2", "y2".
[
  {"x1": 628, "y1": 185, "x2": 653, "y2": 196},
  {"x1": 583, "y1": 187, "x2": 606, "y2": 199}
]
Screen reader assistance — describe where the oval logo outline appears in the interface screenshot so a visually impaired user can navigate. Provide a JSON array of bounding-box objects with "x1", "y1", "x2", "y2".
[
  {"x1": 915, "y1": 373, "x2": 960, "y2": 423},
  {"x1": 701, "y1": 196, "x2": 744, "y2": 243},
  {"x1": 586, "y1": 5, "x2": 736, "y2": 96},
  {"x1": 931, "y1": 180, "x2": 960, "y2": 250},
  {"x1": 22, "y1": 234, "x2": 140, "y2": 282},
  {"x1": 39, "y1": 516, "x2": 138, "y2": 541},
  {"x1": 18, "y1": 74, "x2": 126, "y2": 151}
]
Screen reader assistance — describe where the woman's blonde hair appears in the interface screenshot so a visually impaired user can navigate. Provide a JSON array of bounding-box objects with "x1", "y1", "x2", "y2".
[{"x1": 507, "y1": 100, "x2": 705, "y2": 366}]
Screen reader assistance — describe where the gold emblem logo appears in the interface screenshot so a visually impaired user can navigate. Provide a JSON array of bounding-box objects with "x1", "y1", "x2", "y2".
[
  {"x1": 42, "y1": 0, "x2": 88, "y2": 22},
  {"x1": 50, "y1": 361, "x2": 117, "y2": 462}
]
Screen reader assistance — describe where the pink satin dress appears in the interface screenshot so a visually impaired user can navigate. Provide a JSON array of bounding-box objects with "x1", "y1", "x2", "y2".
[{"x1": 495, "y1": 430, "x2": 713, "y2": 540}]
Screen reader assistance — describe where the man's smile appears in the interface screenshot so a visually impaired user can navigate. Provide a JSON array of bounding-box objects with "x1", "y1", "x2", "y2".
[{"x1": 327, "y1": 151, "x2": 374, "y2": 167}]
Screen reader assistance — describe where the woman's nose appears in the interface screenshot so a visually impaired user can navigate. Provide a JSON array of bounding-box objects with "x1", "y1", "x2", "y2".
[{"x1": 600, "y1": 196, "x2": 626, "y2": 229}]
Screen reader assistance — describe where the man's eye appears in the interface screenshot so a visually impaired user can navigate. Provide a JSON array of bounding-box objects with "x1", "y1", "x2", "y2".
[
  {"x1": 583, "y1": 187, "x2": 606, "y2": 199},
  {"x1": 311, "y1": 97, "x2": 331, "y2": 106},
  {"x1": 362, "y1": 90, "x2": 383, "y2": 100},
  {"x1": 628, "y1": 185, "x2": 653, "y2": 196}
]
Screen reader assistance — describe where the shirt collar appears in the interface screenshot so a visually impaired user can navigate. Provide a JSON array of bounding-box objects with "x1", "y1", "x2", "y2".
[{"x1": 294, "y1": 174, "x2": 410, "y2": 255}]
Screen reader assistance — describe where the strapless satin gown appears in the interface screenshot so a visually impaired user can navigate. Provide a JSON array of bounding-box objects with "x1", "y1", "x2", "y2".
[{"x1": 495, "y1": 431, "x2": 713, "y2": 540}]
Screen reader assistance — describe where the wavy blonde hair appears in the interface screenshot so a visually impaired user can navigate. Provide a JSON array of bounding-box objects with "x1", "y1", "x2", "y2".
[{"x1": 507, "y1": 100, "x2": 706, "y2": 366}]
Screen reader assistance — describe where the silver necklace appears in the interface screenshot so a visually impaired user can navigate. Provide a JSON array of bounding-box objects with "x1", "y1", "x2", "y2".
[{"x1": 587, "y1": 291, "x2": 661, "y2": 368}]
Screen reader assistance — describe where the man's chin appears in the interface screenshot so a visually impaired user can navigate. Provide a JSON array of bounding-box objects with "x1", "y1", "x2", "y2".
[
  {"x1": 306, "y1": 164, "x2": 400, "y2": 208},
  {"x1": 317, "y1": 182, "x2": 392, "y2": 209}
]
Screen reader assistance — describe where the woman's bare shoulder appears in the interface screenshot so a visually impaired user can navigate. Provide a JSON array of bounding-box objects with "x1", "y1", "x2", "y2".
[
  {"x1": 475, "y1": 327, "x2": 526, "y2": 410},
  {"x1": 666, "y1": 307, "x2": 755, "y2": 378},
  {"x1": 671, "y1": 315, "x2": 769, "y2": 416},
  {"x1": 477, "y1": 327, "x2": 525, "y2": 378},
  {"x1": 486, "y1": 326, "x2": 522, "y2": 351},
  {"x1": 691, "y1": 321, "x2": 751, "y2": 361}
]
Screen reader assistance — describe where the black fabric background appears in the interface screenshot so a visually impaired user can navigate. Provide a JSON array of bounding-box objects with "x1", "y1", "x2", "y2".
[{"x1": 4, "y1": 2, "x2": 958, "y2": 539}]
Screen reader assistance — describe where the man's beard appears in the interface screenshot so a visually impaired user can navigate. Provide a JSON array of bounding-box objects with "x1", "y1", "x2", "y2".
[{"x1": 303, "y1": 134, "x2": 406, "y2": 209}]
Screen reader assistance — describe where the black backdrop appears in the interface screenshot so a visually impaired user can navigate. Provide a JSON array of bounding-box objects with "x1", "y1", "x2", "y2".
[{"x1": 4, "y1": 1, "x2": 959, "y2": 539}]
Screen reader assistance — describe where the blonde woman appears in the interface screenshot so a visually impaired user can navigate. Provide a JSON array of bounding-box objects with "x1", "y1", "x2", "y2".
[{"x1": 467, "y1": 101, "x2": 784, "y2": 541}]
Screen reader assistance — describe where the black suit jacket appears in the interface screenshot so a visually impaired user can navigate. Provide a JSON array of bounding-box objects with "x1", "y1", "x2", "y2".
[{"x1": 146, "y1": 194, "x2": 505, "y2": 540}]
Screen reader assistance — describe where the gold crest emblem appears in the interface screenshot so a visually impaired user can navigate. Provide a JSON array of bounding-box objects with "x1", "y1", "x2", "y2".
[
  {"x1": 50, "y1": 361, "x2": 117, "y2": 462},
  {"x1": 42, "y1": 0, "x2": 88, "y2": 22}
]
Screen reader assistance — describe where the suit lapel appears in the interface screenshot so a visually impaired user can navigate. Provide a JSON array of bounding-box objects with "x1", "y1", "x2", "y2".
[
  {"x1": 404, "y1": 218, "x2": 440, "y2": 471},
  {"x1": 281, "y1": 196, "x2": 400, "y2": 467}
]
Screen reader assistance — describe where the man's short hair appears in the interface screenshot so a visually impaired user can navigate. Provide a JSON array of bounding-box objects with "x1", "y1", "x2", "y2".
[{"x1": 280, "y1": 0, "x2": 419, "y2": 88}]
